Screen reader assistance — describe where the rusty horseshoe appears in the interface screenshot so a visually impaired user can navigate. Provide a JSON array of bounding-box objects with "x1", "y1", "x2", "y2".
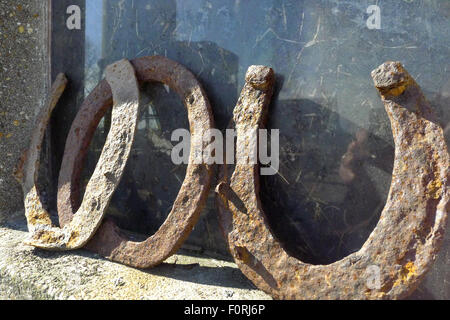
[
  {"x1": 57, "y1": 56, "x2": 215, "y2": 268},
  {"x1": 216, "y1": 62, "x2": 449, "y2": 300},
  {"x1": 19, "y1": 59, "x2": 141, "y2": 250}
]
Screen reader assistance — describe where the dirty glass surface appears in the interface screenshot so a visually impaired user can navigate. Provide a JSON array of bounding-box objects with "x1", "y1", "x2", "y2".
[{"x1": 51, "y1": 0, "x2": 450, "y2": 271}]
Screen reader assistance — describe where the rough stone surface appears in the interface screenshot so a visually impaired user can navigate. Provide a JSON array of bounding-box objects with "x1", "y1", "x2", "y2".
[
  {"x1": 0, "y1": 1, "x2": 48, "y2": 220},
  {"x1": 0, "y1": 214, "x2": 270, "y2": 300},
  {"x1": 216, "y1": 62, "x2": 449, "y2": 300}
]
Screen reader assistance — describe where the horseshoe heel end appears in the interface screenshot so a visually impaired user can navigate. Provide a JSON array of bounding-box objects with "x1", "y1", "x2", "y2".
[
  {"x1": 105, "y1": 59, "x2": 139, "y2": 104},
  {"x1": 245, "y1": 65, "x2": 275, "y2": 92},
  {"x1": 233, "y1": 66, "x2": 275, "y2": 129},
  {"x1": 371, "y1": 61, "x2": 412, "y2": 97}
]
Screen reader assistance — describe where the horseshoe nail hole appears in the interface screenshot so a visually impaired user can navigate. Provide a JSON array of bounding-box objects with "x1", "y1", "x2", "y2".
[{"x1": 260, "y1": 98, "x2": 394, "y2": 265}]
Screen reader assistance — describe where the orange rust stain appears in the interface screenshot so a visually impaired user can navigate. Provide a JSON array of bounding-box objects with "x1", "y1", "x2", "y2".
[
  {"x1": 28, "y1": 209, "x2": 52, "y2": 226},
  {"x1": 386, "y1": 85, "x2": 407, "y2": 97},
  {"x1": 427, "y1": 179, "x2": 443, "y2": 200},
  {"x1": 393, "y1": 262, "x2": 417, "y2": 288},
  {"x1": 67, "y1": 230, "x2": 80, "y2": 248}
]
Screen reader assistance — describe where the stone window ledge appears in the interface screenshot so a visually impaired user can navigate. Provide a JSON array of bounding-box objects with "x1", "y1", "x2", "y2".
[{"x1": 0, "y1": 214, "x2": 270, "y2": 300}]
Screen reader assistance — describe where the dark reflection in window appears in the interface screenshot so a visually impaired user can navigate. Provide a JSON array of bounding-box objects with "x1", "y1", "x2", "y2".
[{"x1": 54, "y1": 0, "x2": 450, "y2": 262}]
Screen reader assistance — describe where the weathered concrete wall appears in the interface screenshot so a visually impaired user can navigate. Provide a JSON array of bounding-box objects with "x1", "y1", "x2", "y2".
[{"x1": 0, "y1": 1, "x2": 48, "y2": 221}]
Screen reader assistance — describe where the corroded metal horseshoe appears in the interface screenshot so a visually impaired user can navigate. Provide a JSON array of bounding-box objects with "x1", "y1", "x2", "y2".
[
  {"x1": 57, "y1": 56, "x2": 215, "y2": 268},
  {"x1": 216, "y1": 62, "x2": 449, "y2": 300},
  {"x1": 19, "y1": 59, "x2": 140, "y2": 250}
]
